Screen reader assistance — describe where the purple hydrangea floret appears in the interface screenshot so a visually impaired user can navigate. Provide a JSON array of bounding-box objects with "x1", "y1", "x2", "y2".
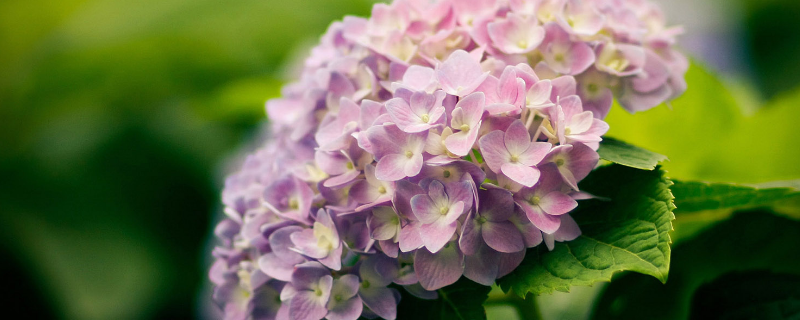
[{"x1": 210, "y1": 0, "x2": 686, "y2": 319}]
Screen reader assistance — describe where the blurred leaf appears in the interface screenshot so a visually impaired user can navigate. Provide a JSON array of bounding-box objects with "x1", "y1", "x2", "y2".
[
  {"x1": 673, "y1": 180, "x2": 800, "y2": 212},
  {"x1": 605, "y1": 62, "x2": 800, "y2": 183},
  {"x1": 397, "y1": 277, "x2": 492, "y2": 320},
  {"x1": 499, "y1": 165, "x2": 674, "y2": 296},
  {"x1": 690, "y1": 271, "x2": 800, "y2": 320},
  {"x1": 591, "y1": 211, "x2": 800, "y2": 320},
  {"x1": 0, "y1": 0, "x2": 378, "y2": 318},
  {"x1": 0, "y1": 210, "x2": 172, "y2": 320},
  {"x1": 597, "y1": 137, "x2": 668, "y2": 170}
]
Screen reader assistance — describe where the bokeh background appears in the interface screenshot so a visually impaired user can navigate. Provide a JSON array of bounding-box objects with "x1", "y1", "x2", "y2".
[{"x1": 2, "y1": 0, "x2": 799, "y2": 319}]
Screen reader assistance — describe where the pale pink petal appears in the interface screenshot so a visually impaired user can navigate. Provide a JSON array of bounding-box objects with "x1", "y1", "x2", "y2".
[
  {"x1": 517, "y1": 142, "x2": 551, "y2": 166},
  {"x1": 411, "y1": 194, "x2": 439, "y2": 224},
  {"x1": 398, "y1": 222, "x2": 424, "y2": 252},
  {"x1": 403, "y1": 153, "x2": 424, "y2": 177},
  {"x1": 375, "y1": 154, "x2": 411, "y2": 181},
  {"x1": 419, "y1": 219, "x2": 458, "y2": 253},
  {"x1": 437, "y1": 50, "x2": 488, "y2": 96},
  {"x1": 289, "y1": 286, "x2": 331, "y2": 320},
  {"x1": 487, "y1": 14, "x2": 545, "y2": 54},
  {"x1": 385, "y1": 98, "x2": 425, "y2": 132},
  {"x1": 414, "y1": 245, "x2": 464, "y2": 290},
  {"x1": 519, "y1": 202, "x2": 561, "y2": 234},
  {"x1": 463, "y1": 245, "x2": 499, "y2": 286},
  {"x1": 478, "y1": 130, "x2": 510, "y2": 173},
  {"x1": 554, "y1": 214, "x2": 581, "y2": 242},
  {"x1": 501, "y1": 163, "x2": 541, "y2": 187},
  {"x1": 503, "y1": 120, "x2": 532, "y2": 156},
  {"x1": 539, "y1": 191, "x2": 578, "y2": 216},
  {"x1": 569, "y1": 111, "x2": 595, "y2": 135},
  {"x1": 444, "y1": 126, "x2": 481, "y2": 156},
  {"x1": 482, "y1": 221, "x2": 525, "y2": 253},
  {"x1": 459, "y1": 213, "x2": 483, "y2": 255},
  {"x1": 496, "y1": 250, "x2": 526, "y2": 278}
]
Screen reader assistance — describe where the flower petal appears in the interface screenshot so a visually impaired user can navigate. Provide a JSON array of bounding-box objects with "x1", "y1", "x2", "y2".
[
  {"x1": 478, "y1": 130, "x2": 510, "y2": 173},
  {"x1": 539, "y1": 191, "x2": 578, "y2": 216},
  {"x1": 414, "y1": 245, "x2": 464, "y2": 290},
  {"x1": 501, "y1": 162, "x2": 541, "y2": 188},
  {"x1": 419, "y1": 219, "x2": 457, "y2": 253},
  {"x1": 482, "y1": 221, "x2": 525, "y2": 253}
]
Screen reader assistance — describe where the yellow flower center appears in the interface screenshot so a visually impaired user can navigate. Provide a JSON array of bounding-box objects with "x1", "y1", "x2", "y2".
[
  {"x1": 313, "y1": 221, "x2": 336, "y2": 251},
  {"x1": 421, "y1": 114, "x2": 430, "y2": 123},
  {"x1": 378, "y1": 186, "x2": 387, "y2": 194},
  {"x1": 460, "y1": 124, "x2": 470, "y2": 132},
  {"x1": 528, "y1": 196, "x2": 541, "y2": 206},
  {"x1": 439, "y1": 207, "x2": 449, "y2": 215},
  {"x1": 405, "y1": 150, "x2": 414, "y2": 158},
  {"x1": 288, "y1": 198, "x2": 299, "y2": 210}
]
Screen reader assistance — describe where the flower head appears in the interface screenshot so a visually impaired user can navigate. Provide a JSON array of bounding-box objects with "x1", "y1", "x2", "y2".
[{"x1": 211, "y1": 0, "x2": 686, "y2": 318}]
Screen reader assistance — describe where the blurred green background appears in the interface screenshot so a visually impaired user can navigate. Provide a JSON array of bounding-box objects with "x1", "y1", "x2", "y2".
[{"x1": 2, "y1": 0, "x2": 800, "y2": 319}]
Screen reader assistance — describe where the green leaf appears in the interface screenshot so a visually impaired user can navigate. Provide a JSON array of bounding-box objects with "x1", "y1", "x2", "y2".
[
  {"x1": 591, "y1": 211, "x2": 800, "y2": 320},
  {"x1": 397, "y1": 277, "x2": 492, "y2": 320},
  {"x1": 498, "y1": 165, "x2": 675, "y2": 296},
  {"x1": 604, "y1": 62, "x2": 800, "y2": 183},
  {"x1": 668, "y1": 180, "x2": 800, "y2": 242},
  {"x1": 690, "y1": 271, "x2": 800, "y2": 320},
  {"x1": 597, "y1": 137, "x2": 668, "y2": 170},
  {"x1": 673, "y1": 180, "x2": 800, "y2": 212}
]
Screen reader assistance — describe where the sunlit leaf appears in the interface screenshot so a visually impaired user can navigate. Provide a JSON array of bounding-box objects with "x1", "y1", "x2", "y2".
[{"x1": 597, "y1": 137, "x2": 668, "y2": 170}]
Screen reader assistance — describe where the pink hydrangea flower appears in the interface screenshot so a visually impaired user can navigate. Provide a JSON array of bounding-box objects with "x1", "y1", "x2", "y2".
[{"x1": 210, "y1": 0, "x2": 687, "y2": 318}]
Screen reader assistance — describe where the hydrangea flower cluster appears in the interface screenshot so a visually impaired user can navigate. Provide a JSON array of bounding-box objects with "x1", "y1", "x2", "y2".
[{"x1": 210, "y1": 0, "x2": 686, "y2": 319}]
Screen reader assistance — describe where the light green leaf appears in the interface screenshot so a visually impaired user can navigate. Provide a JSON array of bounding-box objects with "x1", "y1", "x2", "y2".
[
  {"x1": 499, "y1": 165, "x2": 675, "y2": 296},
  {"x1": 592, "y1": 211, "x2": 800, "y2": 320},
  {"x1": 597, "y1": 137, "x2": 668, "y2": 170},
  {"x1": 397, "y1": 277, "x2": 492, "y2": 320},
  {"x1": 604, "y1": 62, "x2": 800, "y2": 183}
]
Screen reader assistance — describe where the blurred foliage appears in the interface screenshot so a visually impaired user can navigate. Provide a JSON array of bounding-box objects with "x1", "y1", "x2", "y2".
[
  {"x1": 743, "y1": 0, "x2": 800, "y2": 98},
  {"x1": 689, "y1": 271, "x2": 800, "y2": 319},
  {"x1": 397, "y1": 277, "x2": 493, "y2": 320},
  {"x1": 0, "y1": 0, "x2": 375, "y2": 318},
  {"x1": 605, "y1": 62, "x2": 800, "y2": 184}
]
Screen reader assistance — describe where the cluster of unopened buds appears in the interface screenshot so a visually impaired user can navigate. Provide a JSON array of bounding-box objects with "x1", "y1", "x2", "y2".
[{"x1": 210, "y1": 0, "x2": 687, "y2": 319}]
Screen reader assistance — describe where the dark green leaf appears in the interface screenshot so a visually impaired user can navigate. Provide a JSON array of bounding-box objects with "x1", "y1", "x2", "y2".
[
  {"x1": 673, "y1": 180, "x2": 800, "y2": 212},
  {"x1": 669, "y1": 180, "x2": 800, "y2": 242},
  {"x1": 499, "y1": 165, "x2": 675, "y2": 296},
  {"x1": 597, "y1": 137, "x2": 668, "y2": 170},
  {"x1": 592, "y1": 211, "x2": 800, "y2": 320},
  {"x1": 396, "y1": 277, "x2": 492, "y2": 320},
  {"x1": 690, "y1": 271, "x2": 800, "y2": 320}
]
